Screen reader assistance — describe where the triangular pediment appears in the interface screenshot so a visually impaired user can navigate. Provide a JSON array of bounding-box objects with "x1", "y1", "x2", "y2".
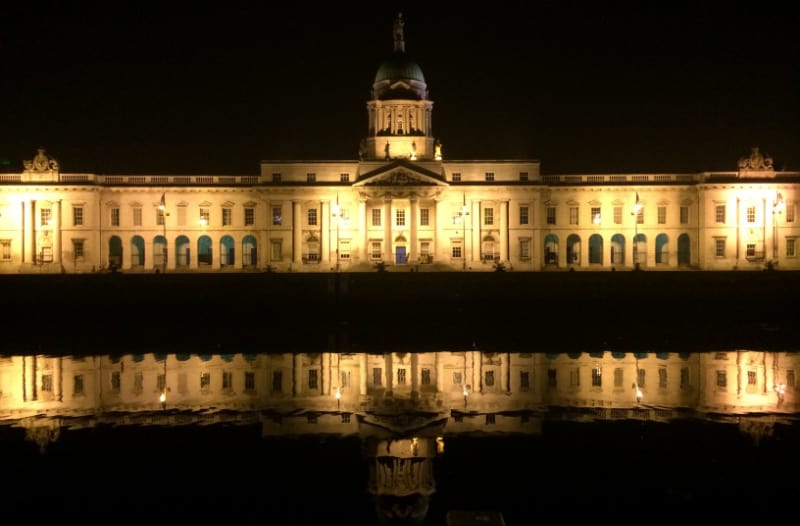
[{"x1": 354, "y1": 160, "x2": 447, "y2": 188}]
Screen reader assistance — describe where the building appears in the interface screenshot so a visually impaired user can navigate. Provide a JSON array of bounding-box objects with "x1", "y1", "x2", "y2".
[{"x1": 0, "y1": 14, "x2": 797, "y2": 274}]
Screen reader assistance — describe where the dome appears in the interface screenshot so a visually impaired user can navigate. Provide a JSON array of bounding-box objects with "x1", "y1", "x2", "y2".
[{"x1": 374, "y1": 52, "x2": 425, "y2": 84}]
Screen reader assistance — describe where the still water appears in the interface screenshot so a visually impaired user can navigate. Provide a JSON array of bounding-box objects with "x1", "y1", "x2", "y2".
[{"x1": 2, "y1": 350, "x2": 798, "y2": 525}]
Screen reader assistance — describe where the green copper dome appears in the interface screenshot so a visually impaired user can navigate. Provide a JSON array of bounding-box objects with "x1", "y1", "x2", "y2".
[{"x1": 374, "y1": 52, "x2": 426, "y2": 83}]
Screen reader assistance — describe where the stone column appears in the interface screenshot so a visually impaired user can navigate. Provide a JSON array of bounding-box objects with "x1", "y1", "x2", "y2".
[
  {"x1": 359, "y1": 198, "x2": 368, "y2": 263},
  {"x1": 410, "y1": 353, "x2": 419, "y2": 396},
  {"x1": 384, "y1": 198, "x2": 393, "y2": 263},
  {"x1": 293, "y1": 201, "x2": 303, "y2": 265},
  {"x1": 435, "y1": 352, "x2": 444, "y2": 394},
  {"x1": 360, "y1": 354, "x2": 368, "y2": 395},
  {"x1": 500, "y1": 201, "x2": 508, "y2": 262},
  {"x1": 471, "y1": 351, "x2": 481, "y2": 393},
  {"x1": 471, "y1": 200, "x2": 480, "y2": 267},
  {"x1": 501, "y1": 353, "x2": 509, "y2": 393},
  {"x1": 23, "y1": 200, "x2": 34, "y2": 264},
  {"x1": 321, "y1": 200, "x2": 330, "y2": 267},
  {"x1": 54, "y1": 200, "x2": 62, "y2": 265},
  {"x1": 385, "y1": 354, "x2": 393, "y2": 392},
  {"x1": 293, "y1": 354, "x2": 303, "y2": 397},
  {"x1": 410, "y1": 196, "x2": 418, "y2": 263}
]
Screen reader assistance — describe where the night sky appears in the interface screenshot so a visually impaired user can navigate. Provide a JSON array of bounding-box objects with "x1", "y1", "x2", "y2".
[{"x1": 1, "y1": 2, "x2": 797, "y2": 175}]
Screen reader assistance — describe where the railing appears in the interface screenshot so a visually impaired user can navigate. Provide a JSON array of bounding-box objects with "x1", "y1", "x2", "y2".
[{"x1": 541, "y1": 173, "x2": 700, "y2": 184}]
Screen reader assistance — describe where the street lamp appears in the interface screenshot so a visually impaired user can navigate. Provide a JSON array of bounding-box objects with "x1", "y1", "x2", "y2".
[
  {"x1": 158, "y1": 193, "x2": 168, "y2": 273},
  {"x1": 335, "y1": 385, "x2": 341, "y2": 409},
  {"x1": 453, "y1": 194, "x2": 469, "y2": 270},
  {"x1": 772, "y1": 192, "x2": 784, "y2": 261},
  {"x1": 631, "y1": 192, "x2": 643, "y2": 270},
  {"x1": 331, "y1": 196, "x2": 342, "y2": 272},
  {"x1": 159, "y1": 354, "x2": 167, "y2": 410}
]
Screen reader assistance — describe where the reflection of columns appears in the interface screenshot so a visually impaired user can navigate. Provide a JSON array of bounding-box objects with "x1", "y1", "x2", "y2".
[
  {"x1": 24, "y1": 355, "x2": 36, "y2": 401},
  {"x1": 410, "y1": 197, "x2": 418, "y2": 263},
  {"x1": 320, "y1": 353, "x2": 327, "y2": 396},
  {"x1": 54, "y1": 200, "x2": 62, "y2": 265},
  {"x1": 54, "y1": 357, "x2": 63, "y2": 402},
  {"x1": 293, "y1": 354, "x2": 303, "y2": 396},
  {"x1": 359, "y1": 199, "x2": 367, "y2": 262},
  {"x1": 321, "y1": 201, "x2": 330, "y2": 265},
  {"x1": 500, "y1": 353, "x2": 509, "y2": 393},
  {"x1": 23, "y1": 200, "x2": 34, "y2": 263},
  {"x1": 292, "y1": 201, "x2": 302, "y2": 265},
  {"x1": 384, "y1": 198, "x2": 392, "y2": 262},
  {"x1": 471, "y1": 351, "x2": 481, "y2": 393},
  {"x1": 500, "y1": 201, "x2": 508, "y2": 262},
  {"x1": 411, "y1": 353, "x2": 419, "y2": 395},
  {"x1": 360, "y1": 354, "x2": 368, "y2": 394},
  {"x1": 471, "y1": 200, "x2": 480, "y2": 266},
  {"x1": 385, "y1": 354, "x2": 393, "y2": 392},
  {"x1": 435, "y1": 353, "x2": 443, "y2": 394}
]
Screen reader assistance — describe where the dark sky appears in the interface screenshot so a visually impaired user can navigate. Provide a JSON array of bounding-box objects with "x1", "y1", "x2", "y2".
[{"x1": 1, "y1": 2, "x2": 797, "y2": 175}]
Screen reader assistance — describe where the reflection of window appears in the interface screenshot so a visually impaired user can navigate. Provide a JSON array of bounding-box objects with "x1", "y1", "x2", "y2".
[
  {"x1": 614, "y1": 368, "x2": 623, "y2": 387},
  {"x1": 485, "y1": 370, "x2": 494, "y2": 387},
  {"x1": 591, "y1": 367, "x2": 601, "y2": 386},
  {"x1": 134, "y1": 372, "x2": 143, "y2": 393},
  {"x1": 452, "y1": 371, "x2": 462, "y2": 385},
  {"x1": 659, "y1": 368, "x2": 667, "y2": 388},
  {"x1": 716, "y1": 370, "x2": 727, "y2": 388},
  {"x1": 1, "y1": 240, "x2": 10, "y2": 260},
  {"x1": 746, "y1": 244, "x2": 756, "y2": 258},
  {"x1": 111, "y1": 372, "x2": 121, "y2": 392},
  {"x1": 245, "y1": 371, "x2": 255, "y2": 391},
  {"x1": 547, "y1": 368, "x2": 557, "y2": 387},
  {"x1": 200, "y1": 372, "x2": 211, "y2": 390},
  {"x1": 680, "y1": 367, "x2": 689, "y2": 389},
  {"x1": 271, "y1": 173, "x2": 281, "y2": 182},
  {"x1": 637, "y1": 369, "x2": 646, "y2": 387},
  {"x1": 421, "y1": 368, "x2": 431, "y2": 385},
  {"x1": 308, "y1": 370, "x2": 318, "y2": 390},
  {"x1": 397, "y1": 368, "x2": 407, "y2": 385},
  {"x1": 341, "y1": 371, "x2": 350, "y2": 388},
  {"x1": 42, "y1": 374, "x2": 53, "y2": 392},
  {"x1": 222, "y1": 371, "x2": 232, "y2": 390},
  {"x1": 339, "y1": 240, "x2": 350, "y2": 260},
  {"x1": 73, "y1": 375, "x2": 84, "y2": 395},
  {"x1": 370, "y1": 242, "x2": 381, "y2": 260},
  {"x1": 520, "y1": 371, "x2": 530, "y2": 391},
  {"x1": 373, "y1": 368, "x2": 382, "y2": 386}
]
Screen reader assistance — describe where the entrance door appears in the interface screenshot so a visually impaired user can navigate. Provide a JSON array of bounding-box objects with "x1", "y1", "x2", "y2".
[{"x1": 395, "y1": 246, "x2": 407, "y2": 264}]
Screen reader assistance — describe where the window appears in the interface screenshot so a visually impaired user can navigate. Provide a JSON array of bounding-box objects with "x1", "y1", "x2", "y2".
[
  {"x1": 485, "y1": 414, "x2": 496, "y2": 425},
  {"x1": 307, "y1": 208, "x2": 317, "y2": 226},
  {"x1": 371, "y1": 242, "x2": 382, "y2": 260},
  {"x1": 715, "y1": 238, "x2": 726, "y2": 257},
  {"x1": 397, "y1": 368, "x2": 407, "y2": 385},
  {"x1": 680, "y1": 206, "x2": 689, "y2": 224},
  {"x1": 373, "y1": 367, "x2": 382, "y2": 386},
  {"x1": 788, "y1": 370, "x2": 795, "y2": 387},
  {"x1": 716, "y1": 370, "x2": 727, "y2": 388},
  {"x1": 271, "y1": 173, "x2": 281, "y2": 182},
  {"x1": 73, "y1": 206, "x2": 83, "y2": 226},
  {"x1": 680, "y1": 367, "x2": 689, "y2": 389},
  {"x1": 569, "y1": 207, "x2": 579, "y2": 225},
  {"x1": 111, "y1": 372, "x2": 121, "y2": 392},
  {"x1": 41, "y1": 208, "x2": 52, "y2": 226},
  {"x1": 419, "y1": 368, "x2": 431, "y2": 385},
  {"x1": 245, "y1": 371, "x2": 255, "y2": 391},
  {"x1": 485, "y1": 172, "x2": 495, "y2": 182},
  {"x1": 156, "y1": 207, "x2": 165, "y2": 226},
  {"x1": 659, "y1": 368, "x2": 667, "y2": 388},
  {"x1": 73, "y1": 240, "x2": 84, "y2": 259},
  {"x1": 42, "y1": 374, "x2": 53, "y2": 392},
  {"x1": 591, "y1": 367, "x2": 601, "y2": 386},
  {"x1": 520, "y1": 371, "x2": 530, "y2": 390},
  {"x1": 272, "y1": 206, "x2": 282, "y2": 226},
  {"x1": 200, "y1": 372, "x2": 211, "y2": 390},
  {"x1": 614, "y1": 368, "x2": 623, "y2": 388},
  {"x1": 306, "y1": 172, "x2": 316, "y2": 182},
  {"x1": 371, "y1": 209, "x2": 381, "y2": 226},
  {"x1": 485, "y1": 370, "x2": 495, "y2": 387},
  {"x1": 451, "y1": 243, "x2": 462, "y2": 259},
  {"x1": 267, "y1": 371, "x2": 280, "y2": 392},
  {"x1": 614, "y1": 206, "x2": 622, "y2": 225},
  {"x1": 420, "y1": 208, "x2": 429, "y2": 226},
  {"x1": 340, "y1": 173, "x2": 349, "y2": 182},
  {"x1": 110, "y1": 207, "x2": 120, "y2": 226},
  {"x1": 1, "y1": 240, "x2": 11, "y2": 260},
  {"x1": 157, "y1": 374, "x2": 166, "y2": 392},
  {"x1": 715, "y1": 204, "x2": 726, "y2": 223},
  {"x1": 222, "y1": 207, "x2": 232, "y2": 226},
  {"x1": 569, "y1": 367, "x2": 580, "y2": 386},
  {"x1": 452, "y1": 371, "x2": 462, "y2": 385},
  {"x1": 658, "y1": 206, "x2": 666, "y2": 224},
  {"x1": 484, "y1": 208, "x2": 494, "y2": 225},
  {"x1": 341, "y1": 413, "x2": 350, "y2": 423},
  {"x1": 746, "y1": 244, "x2": 756, "y2": 258},
  {"x1": 520, "y1": 238, "x2": 530, "y2": 259},
  {"x1": 396, "y1": 209, "x2": 405, "y2": 227},
  {"x1": 223, "y1": 371, "x2": 233, "y2": 390},
  {"x1": 787, "y1": 204, "x2": 795, "y2": 223},
  {"x1": 520, "y1": 206, "x2": 529, "y2": 225},
  {"x1": 452, "y1": 172, "x2": 461, "y2": 182},
  {"x1": 747, "y1": 206, "x2": 756, "y2": 223},
  {"x1": 787, "y1": 238, "x2": 796, "y2": 257},
  {"x1": 547, "y1": 368, "x2": 557, "y2": 387},
  {"x1": 636, "y1": 207, "x2": 644, "y2": 224},
  {"x1": 546, "y1": 206, "x2": 556, "y2": 225},
  {"x1": 591, "y1": 207, "x2": 600, "y2": 225},
  {"x1": 244, "y1": 207, "x2": 254, "y2": 226},
  {"x1": 73, "y1": 374, "x2": 84, "y2": 395},
  {"x1": 420, "y1": 241, "x2": 431, "y2": 259},
  {"x1": 519, "y1": 172, "x2": 528, "y2": 182},
  {"x1": 339, "y1": 239, "x2": 350, "y2": 260},
  {"x1": 133, "y1": 207, "x2": 142, "y2": 226},
  {"x1": 637, "y1": 368, "x2": 646, "y2": 388},
  {"x1": 200, "y1": 208, "x2": 210, "y2": 225}
]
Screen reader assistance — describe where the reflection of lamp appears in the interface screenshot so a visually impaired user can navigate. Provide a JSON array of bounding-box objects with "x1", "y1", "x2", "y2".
[
  {"x1": 632, "y1": 193, "x2": 643, "y2": 270},
  {"x1": 335, "y1": 386, "x2": 341, "y2": 409},
  {"x1": 633, "y1": 355, "x2": 642, "y2": 405},
  {"x1": 159, "y1": 355, "x2": 167, "y2": 410},
  {"x1": 772, "y1": 192, "x2": 784, "y2": 260},
  {"x1": 453, "y1": 194, "x2": 469, "y2": 270}
]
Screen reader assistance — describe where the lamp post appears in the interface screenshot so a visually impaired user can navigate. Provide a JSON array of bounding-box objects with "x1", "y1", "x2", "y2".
[
  {"x1": 631, "y1": 192, "x2": 642, "y2": 270},
  {"x1": 453, "y1": 194, "x2": 469, "y2": 271},
  {"x1": 159, "y1": 354, "x2": 167, "y2": 410},
  {"x1": 335, "y1": 385, "x2": 341, "y2": 410},
  {"x1": 772, "y1": 192, "x2": 784, "y2": 261},
  {"x1": 332, "y1": 196, "x2": 341, "y2": 272},
  {"x1": 158, "y1": 194, "x2": 168, "y2": 273}
]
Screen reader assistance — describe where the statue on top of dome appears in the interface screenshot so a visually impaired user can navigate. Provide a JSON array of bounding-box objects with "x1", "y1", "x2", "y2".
[{"x1": 393, "y1": 12, "x2": 405, "y2": 53}]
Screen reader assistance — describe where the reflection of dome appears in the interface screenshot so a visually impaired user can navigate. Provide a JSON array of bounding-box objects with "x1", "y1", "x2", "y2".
[{"x1": 374, "y1": 494, "x2": 430, "y2": 526}]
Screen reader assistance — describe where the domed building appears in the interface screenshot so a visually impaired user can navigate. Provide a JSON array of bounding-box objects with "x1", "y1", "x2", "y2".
[{"x1": 0, "y1": 13, "x2": 797, "y2": 274}]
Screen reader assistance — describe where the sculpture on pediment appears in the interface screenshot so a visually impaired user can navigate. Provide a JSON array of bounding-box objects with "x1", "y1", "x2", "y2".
[
  {"x1": 738, "y1": 146, "x2": 773, "y2": 171},
  {"x1": 23, "y1": 147, "x2": 59, "y2": 173},
  {"x1": 434, "y1": 140, "x2": 442, "y2": 161},
  {"x1": 359, "y1": 139, "x2": 368, "y2": 160}
]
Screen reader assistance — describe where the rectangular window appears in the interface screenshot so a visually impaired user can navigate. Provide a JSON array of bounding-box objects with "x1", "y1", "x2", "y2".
[
  {"x1": 1, "y1": 240, "x2": 11, "y2": 260},
  {"x1": 73, "y1": 240, "x2": 84, "y2": 259},
  {"x1": 420, "y1": 241, "x2": 431, "y2": 258},
  {"x1": 200, "y1": 372, "x2": 211, "y2": 390},
  {"x1": 547, "y1": 368, "x2": 557, "y2": 388},
  {"x1": 787, "y1": 370, "x2": 795, "y2": 387},
  {"x1": 613, "y1": 206, "x2": 622, "y2": 225},
  {"x1": 680, "y1": 206, "x2": 689, "y2": 224},
  {"x1": 306, "y1": 172, "x2": 316, "y2": 182},
  {"x1": 519, "y1": 206, "x2": 529, "y2": 225},
  {"x1": 371, "y1": 209, "x2": 381, "y2": 226},
  {"x1": 485, "y1": 172, "x2": 494, "y2": 181},
  {"x1": 42, "y1": 374, "x2": 53, "y2": 392},
  {"x1": 373, "y1": 367, "x2": 382, "y2": 386},
  {"x1": 636, "y1": 207, "x2": 644, "y2": 224},
  {"x1": 307, "y1": 208, "x2": 317, "y2": 226},
  {"x1": 397, "y1": 368, "x2": 407, "y2": 385},
  {"x1": 485, "y1": 370, "x2": 495, "y2": 387},
  {"x1": 340, "y1": 173, "x2": 350, "y2": 182},
  {"x1": 746, "y1": 243, "x2": 756, "y2": 258},
  {"x1": 73, "y1": 206, "x2": 83, "y2": 226},
  {"x1": 519, "y1": 239, "x2": 530, "y2": 259},
  {"x1": 546, "y1": 206, "x2": 556, "y2": 225},
  {"x1": 787, "y1": 238, "x2": 796, "y2": 257},
  {"x1": 339, "y1": 239, "x2": 350, "y2": 260},
  {"x1": 133, "y1": 207, "x2": 142, "y2": 226},
  {"x1": 591, "y1": 367, "x2": 602, "y2": 387},
  {"x1": 222, "y1": 371, "x2": 232, "y2": 390},
  {"x1": 132, "y1": 372, "x2": 142, "y2": 391},
  {"x1": 73, "y1": 374, "x2": 84, "y2": 395},
  {"x1": 747, "y1": 206, "x2": 756, "y2": 223},
  {"x1": 452, "y1": 172, "x2": 461, "y2": 182},
  {"x1": 520, "y1": 371, "x2": 530, "y2": 390},
  {"x1": 614, "y1": 368, "x2": 623, "y2": 388},
  {"x1": 452, "y1": 371, "x2": 462, "y2": 385},
  {"x1": 420, "y1": 208, "x2": 430, "y2": 226},
  {"x1": 271, "y1": 371, "x2": 282, "y2": 392},
  {"x1": 271, "y1": 173, "x2": 281, "y2": 182},
  {"x1": 245, "y1": 371, "x2": 255, "y2": 391},
  {"x1": 222, "y1": 207, "x2": 232, "y2": 226},
  {"x1": 200, "y1": 208, "x2": 210, "y2": 225},
  {"x1": 569, "y1": 207, "x2": 579, "y2": 225},
  {"x1": 519, "y1": 172, "x2": 528, "y2": 182},
  {"x1": 41, "y1": 208, "x2": 52, "y2": 226},
  {"x1": 658, "y1": 368, "x2": 667, "y2": 388},
  {"x1": 658, "y1": 206, "x2": 666, "y2": 225},
  {"x1": 420, "y1": 368, "x2": 430, "y2": 385},
  {"x1": 786, "y1": 204, "x2": 795, "y2": 223},
  {"x1": 271, "y1": 206, "x2": 282, "y2": 226},
  {"x1": 591, "y1": 207, "x2": 601, "y2": 225},
  {"x1": 680, "y1": 367, "x2": 689, "y2": 389},
  {"x1": 715, "y1": 238, "x2": 726, "y2": 257},
  {"x1": 716, "y1": 370, "x2": 727, "y2": 388},
  {"x1": 110, "y1": 207, "x2": 120, "y2": 226},
  {"x1": 156, "y1": 208, "x2": 165, "y2": 226},
  {"x1": 157, "y1": 374, "x2": 165, "y2": 392},
  {"x1": 371, "y1": 242, "x2": 382, "y2": 260},
  {"x1": 244, "y1": 207, "x2": 255, "y2": 226},
  {"x1": 485, "y1": 414, "x2": 496, "y2": 425},
  {"x1": 452, "y1": 244, "x2": 462, "y2": 259},
  {"x1": 484, "y1": 208, "x2": 494, "y2": 225},
  {"x1": 715, "y1": 204, "x2": 726, "y2": 223},
  {"x1": 747, "y1": 370, "x2": 757, "y2": 385},
  {"x1": 569, "y1": 367, "x2": 580, "y2": 386},
  {"x1": 637, "y1": 369, "x2": 646, "y2": 388},
  {"x1": 396, "y1": 209, "x2": 406, "y2": 227}
]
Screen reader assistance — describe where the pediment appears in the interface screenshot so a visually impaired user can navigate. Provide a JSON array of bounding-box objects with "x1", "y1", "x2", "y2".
[{"x1": 354, "y1": 161, "x2": 446, "y2": 188}]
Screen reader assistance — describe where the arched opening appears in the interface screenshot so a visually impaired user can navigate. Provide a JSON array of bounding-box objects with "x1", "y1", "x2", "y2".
[
  {"x1": 611, "y1": 234, "x2": 625, "y2": 265},
  {"x1": 154, "y1": 235, "x2": 167, "y2": 269},
  {"x1": 544, "y1": 234, "x2": 558, "y2": 266},
  {"x1": 588, "y1": 234, "x2": 603, "y2": 265},
  {"x1": 130, "y1": 236, "x2": 144, "y2": 268},
  {"x1": 634, "y1": 233, "x2": 647, "y2": 267},
  {"x1": 176, "y1": 235, "x2": 190, "y2": 268},
  {"x1": 108, "y1": 236, "x2": 122, "y2": 270},
  {"x1": 220, "y1": 235, "x2": 235, "y2": 266},
  {"x1": 242, "y1": 235, "x2": 257, "y2": 268},
  {"x1": 678, "y1": 233, "x2": 691, "y2": 266},
  {"x1": 198, "y1": 235, "x2": 213, "y2": 266},
  {"x1": 395, "y1": 235, "x2": 407, "y2": 264},
  {"x1": 566, "y1": 234, "x2": 581, "y2": 266},
  {"x1": 655, "y1": 233, "x2": 669, "y2": 264}
]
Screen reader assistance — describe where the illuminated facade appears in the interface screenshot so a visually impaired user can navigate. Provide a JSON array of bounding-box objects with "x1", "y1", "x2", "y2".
[{"x1": 1, "y1": 16, "x2": 798, "y2": 274}]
